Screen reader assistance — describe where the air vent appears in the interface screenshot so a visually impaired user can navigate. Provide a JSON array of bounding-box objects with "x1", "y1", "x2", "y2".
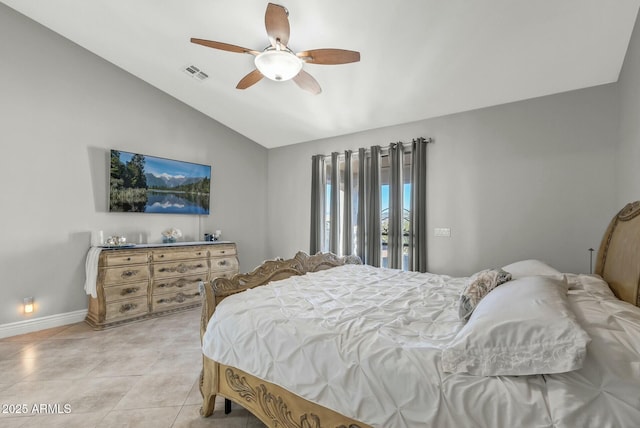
[
  {"x1": 194, "y1": 71, "x2": 208, "y2": 81},
  {"x1": 183, "y1": 65, "x2": 209, "y2": 82}
]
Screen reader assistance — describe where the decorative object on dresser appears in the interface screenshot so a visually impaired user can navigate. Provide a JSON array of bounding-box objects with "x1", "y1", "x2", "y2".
[
  {"x1": 85, "y1": 242, "x2": 238, "y2": 329},
  {"x1": 103, "y1": 234, "x2": 130, "y2": 247},
  {"x1": 161, "y1": 227, "x2": 182, "y2": 243}
]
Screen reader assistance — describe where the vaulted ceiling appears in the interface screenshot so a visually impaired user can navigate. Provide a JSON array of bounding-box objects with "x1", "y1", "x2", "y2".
[{"x1": 2, "y1": 0, "x2": 639, "y2": 148}]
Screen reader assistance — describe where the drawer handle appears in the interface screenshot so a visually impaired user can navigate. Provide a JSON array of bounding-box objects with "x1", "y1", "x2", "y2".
[
  {"x1": 176, "y1": 278, "x2": 203, "y2": 288},
  {"x1": 157, "y1": 292, "x2": 200, "y2": 305},
  {"x1": 157, "y1": 281, "x2": 176, "y2": 289},
  {"x1": 159, "y1": 254, "x2": 165, "y2": 258},
  {"x1": 219, "y1": 260, "x2": 227, "y2": 266},
  {"x1": 126, "y1": 257, "x2": 131, "y2": 261},
  {"x1": 221, "y1": 250, "x2": 226, "y2": 254},
  {"x1": 159, "y1": 263, "x2": 204, "y2": 274},
  {"x1": 121, "y1": 287, "x2": 139, "y2": 295},
  {"x1": 119, "y1": 303, "x2": 138, "y2": 313},
  {"x1": 196, "y1": 252, "x2": 202, "y2": 256},
  {"x1": 121, "y1": 270, "x2": 137, "y2": 278},
  {"x1": 157, "y1": 277, "x2": 201, "y2": 289}
]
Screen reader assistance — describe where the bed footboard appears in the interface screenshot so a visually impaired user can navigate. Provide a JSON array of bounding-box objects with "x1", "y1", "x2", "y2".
[{"x1": 199, "y1": 251, "x2": 361, "y2": 419}]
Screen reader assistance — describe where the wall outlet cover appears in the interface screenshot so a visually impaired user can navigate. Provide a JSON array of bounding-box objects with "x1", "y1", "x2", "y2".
[{"x1": 434, "y1": 227, "x2": 451, "y2": 237}]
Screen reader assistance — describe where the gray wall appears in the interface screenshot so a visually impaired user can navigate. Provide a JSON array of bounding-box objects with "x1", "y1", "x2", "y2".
[
  {"x1": 267, "y1": 85, "x2": 619, "y2": 276},
  {"x1": 0, "y1": 5, "x2": 268, "y2": 325},
  {"x1": 619, "y1": 9, "x2": 640, "y2": 206}
]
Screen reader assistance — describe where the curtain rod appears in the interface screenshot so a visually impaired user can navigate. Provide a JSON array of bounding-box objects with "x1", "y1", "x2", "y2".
[{"x1": 318, "y1": 137, "x2": 433, "y2": 159}]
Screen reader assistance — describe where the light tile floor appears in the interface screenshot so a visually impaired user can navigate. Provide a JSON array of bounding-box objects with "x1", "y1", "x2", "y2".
[{"x1": 0, "y1": 308, "x2": 265, "y2": 427}]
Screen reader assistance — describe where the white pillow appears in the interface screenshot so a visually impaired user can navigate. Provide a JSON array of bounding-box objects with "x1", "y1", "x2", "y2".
[
  {"x1": 501, "y1": 259, "x2": 561, "y2": 279},
  {"x1": 441, "y1": 275, "x2": 590, "y2": 376}
]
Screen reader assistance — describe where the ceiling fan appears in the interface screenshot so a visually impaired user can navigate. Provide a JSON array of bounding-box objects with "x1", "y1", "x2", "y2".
[{"x1": 190, "y1": 3, "x2": 360, "y2": 95}]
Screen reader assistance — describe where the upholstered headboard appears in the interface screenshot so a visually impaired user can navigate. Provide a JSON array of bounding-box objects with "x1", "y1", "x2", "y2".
[{"x1": 596, "y1": 201, "x2": 640, "y2": 307}]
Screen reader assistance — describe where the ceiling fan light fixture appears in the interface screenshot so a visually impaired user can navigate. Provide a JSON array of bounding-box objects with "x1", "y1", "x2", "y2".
[
  {"x1": 191, "y1": 3, "x2": 360, "y2": 93},
  {"x1": 254, "y1": 48, "x2": 303, "y2": 81}
]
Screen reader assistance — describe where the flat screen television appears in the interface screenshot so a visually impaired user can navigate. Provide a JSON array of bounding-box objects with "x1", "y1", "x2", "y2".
[{"x1": 109, "y1": 149, "x2": 211, "y2": 214}]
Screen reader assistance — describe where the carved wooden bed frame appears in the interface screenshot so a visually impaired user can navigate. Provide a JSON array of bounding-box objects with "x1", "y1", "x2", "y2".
[{"x1": 199, "y1": 202, "x2": 640, "y2": 427}]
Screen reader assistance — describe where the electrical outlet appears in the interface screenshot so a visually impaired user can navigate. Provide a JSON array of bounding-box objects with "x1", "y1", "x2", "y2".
[{"x1": 434, "y1": 227, "x2": 451, "y2": 237}]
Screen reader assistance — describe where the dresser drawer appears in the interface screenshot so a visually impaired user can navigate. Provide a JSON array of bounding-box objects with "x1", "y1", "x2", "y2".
[
  {"x1": 152, "y1": 247, "x2": 208, "y2": 262},
  {"x1": 211, "y1": 256, "x2": 238, "y2": 273},
  {"x1": 103, "y1": 282, "x2": 148, "y2": 302},
  {"x1": 154, "y1": 260, "x2": 208, "y2": 279},
  {"x1": 102, "y1": 265, "x2": 150, "y2": 285},
  {"x1": 151, "y1": 290, "x2": 201, "y2": 311},
  {"x1": 102, "y1": 251, "x2": 149, "y2": 266},
  {"x1": 104, "y1": 296, "x2": 148, "y2": 321},
  {"x1": 152, "y1": 274, "x2": 203, "y2": 295},
  {"x1": 210, "y1": 245, "x2": 237, "y2": 257}
]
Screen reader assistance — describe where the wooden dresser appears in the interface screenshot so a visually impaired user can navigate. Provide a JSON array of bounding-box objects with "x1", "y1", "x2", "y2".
[{"x1": 85, "y1": 242, "x2": 238, "y2": 329}]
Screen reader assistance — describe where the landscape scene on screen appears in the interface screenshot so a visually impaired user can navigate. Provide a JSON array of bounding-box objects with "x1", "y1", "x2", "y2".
[{"x1": 109, "y1": 150, "x2": 211, "y2": 214}]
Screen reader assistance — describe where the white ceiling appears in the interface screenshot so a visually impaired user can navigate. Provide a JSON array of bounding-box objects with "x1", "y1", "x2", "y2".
[{"x1": 2, "y1": 0, "x2": 639, "y2": 148}]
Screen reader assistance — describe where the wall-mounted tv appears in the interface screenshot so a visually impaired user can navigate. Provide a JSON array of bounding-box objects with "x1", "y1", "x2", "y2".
[{"x1": 109, "y1": 149, "x2": 211, "y2": 214}]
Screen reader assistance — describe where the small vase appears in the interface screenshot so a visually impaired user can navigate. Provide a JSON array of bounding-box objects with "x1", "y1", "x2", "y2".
[{"x1": 162, "y1": 236, "x2": 176, "y2": 244}]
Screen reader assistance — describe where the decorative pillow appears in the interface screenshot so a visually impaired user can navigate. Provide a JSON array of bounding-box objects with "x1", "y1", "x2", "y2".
[
  {"x1": 501, "y1": 259, "x2": 561, "y2": 279},
  {"x1": 458, "y1": 269, "x2": 512, "y2": 321},
  {"x1": 442, "y1": 275, "x2": 591, "y2": 376}
]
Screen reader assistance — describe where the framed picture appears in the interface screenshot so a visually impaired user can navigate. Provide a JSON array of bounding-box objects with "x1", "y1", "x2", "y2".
[{"x1": 109, "y1": 149, "x2": 211, "y2": 214}]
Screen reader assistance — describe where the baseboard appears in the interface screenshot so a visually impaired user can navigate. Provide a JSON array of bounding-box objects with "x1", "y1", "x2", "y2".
[{"x1": 0, "y1": 309, "x2": 88, "y2": 339}]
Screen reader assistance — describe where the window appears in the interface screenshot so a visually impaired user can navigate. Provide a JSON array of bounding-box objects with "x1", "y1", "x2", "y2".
[
  {"x1": 311, "y1": 138, "x2": 429, "y2": 271},
  {"x1": 319, "y1": 148, "x2": 413, "y2": 270},
  {"x1": 381, "y1": 184, "x2": 412, "y2": 269},
  {"x1": 380, "y1": 151, "x2": 412, "y2": 270}
]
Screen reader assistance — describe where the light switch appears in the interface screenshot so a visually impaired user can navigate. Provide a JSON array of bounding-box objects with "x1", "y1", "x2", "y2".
[{"x1": 434, "y1": 227, "x2": 451, "y2": 237}]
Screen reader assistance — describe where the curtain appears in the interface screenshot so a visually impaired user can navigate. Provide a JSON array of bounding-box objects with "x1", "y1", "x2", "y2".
[
  {"x1": 356, "y1": 146, "x2": 381, "y2": 265},
  {"x1": 342, "y1": 150, "x2": 353, "y2": 255},
  {"x1": 357, "y1": 148, "x2": 367, "y2": 262},
  {"x1": 409, "y1": 138, "x2": 429, "y2": 272},
  {"x1": 366, "y1": 146, "x2": 382, "y2": 267},
  {"x1": 329, "y1": 152, "x2": 340, "y2": 254},
  {"x1": 310, "y1": 138, "x2": 429, "y2": 269},
  {"x1": 388, "y1": 142, "x2": 404, "y2": 269},
  {"x1": 309, "y1": 155, "x2": 325, "y2": 254}
]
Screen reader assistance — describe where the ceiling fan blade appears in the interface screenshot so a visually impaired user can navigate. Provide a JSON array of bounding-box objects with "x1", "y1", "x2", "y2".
[
  {"x1": 293, "y1": 70, "x2": 322, "y2": 95},
  {"x1": 190, "y1": 38, "x2": 259, "y2": 55},
  {"x1": 236, "y1": 69, "x2": 264, "y2": 90},
  {"x1": 297, "y1": 48, "x2": 361, "y2": 65},
  {"x1": 265, "y1": 3, "x2": 290, "y2": 48}
]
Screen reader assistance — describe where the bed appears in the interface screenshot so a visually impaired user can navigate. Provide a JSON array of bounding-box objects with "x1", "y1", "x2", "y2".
[{"x1": 198, "y1": 202, "x2": 640, "y2": 428}]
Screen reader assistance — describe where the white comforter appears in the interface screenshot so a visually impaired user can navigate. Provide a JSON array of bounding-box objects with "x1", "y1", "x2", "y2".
[{"x1": 202, "y1": 264, "x2": 640, "y2": 428}]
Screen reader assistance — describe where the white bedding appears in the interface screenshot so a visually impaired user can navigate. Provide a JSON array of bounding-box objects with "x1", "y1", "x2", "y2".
[{"x1": 202, "y1": 264, "x2": 640, "y2": 428}]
